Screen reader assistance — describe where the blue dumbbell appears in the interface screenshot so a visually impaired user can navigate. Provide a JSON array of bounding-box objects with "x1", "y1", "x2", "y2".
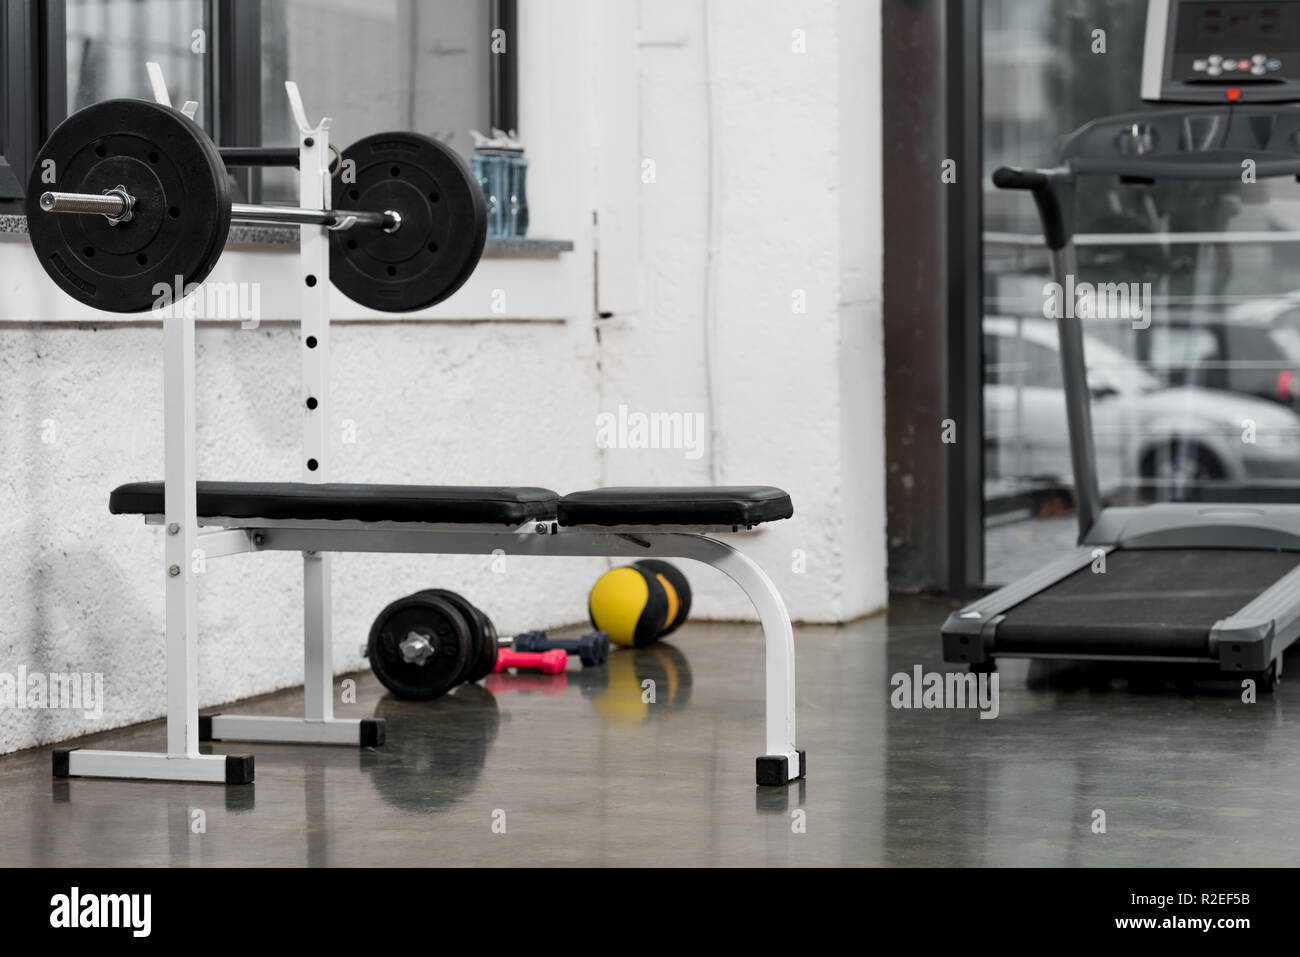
[{"x1": 513, "y1": 630, "x2": 610, "y2": 666}]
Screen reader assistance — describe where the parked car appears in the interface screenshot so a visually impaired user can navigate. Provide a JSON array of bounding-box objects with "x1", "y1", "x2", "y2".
[
  {"x1": 1131, "y1": 300, "x2": 1300, "y2": 407},
  {"x1": 984, "y1": 316, "x2": 1300, "y2": 494}
]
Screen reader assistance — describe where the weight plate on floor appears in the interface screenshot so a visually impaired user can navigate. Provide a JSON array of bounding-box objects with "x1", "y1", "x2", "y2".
[
  {"x1": 368, "y1": 592, "x2": 474, "y2": 700},
  {"x1": 331, "y1": 132, "x2": 487, "y2": 312},
  {"x1": 465, "y1": 604, "x2": 500, "y2": 683},
  {"x1": 418, "y1": 589, "x2": 499, "y2": 684},
  {"x1": 26, "y1": 99, "x2": 231, "y2": 313}
]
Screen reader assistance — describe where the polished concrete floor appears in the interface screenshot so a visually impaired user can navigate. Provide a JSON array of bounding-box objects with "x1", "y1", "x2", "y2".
[{"x1": 3, "y1": 593, "x2": 1300, "y2": 866}]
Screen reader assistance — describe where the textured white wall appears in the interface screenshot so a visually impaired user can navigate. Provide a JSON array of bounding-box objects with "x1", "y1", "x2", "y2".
[{"x1": 0, "y1": 0, "x2": 884, "y2": 755}]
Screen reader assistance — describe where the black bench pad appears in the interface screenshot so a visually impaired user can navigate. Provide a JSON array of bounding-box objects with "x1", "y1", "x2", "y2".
[
  {"x1": 558, "y1": 486, "x2": 793, "y2": 527},
  {"x1": 109, "y1": 482, "x2": 559, "y2": 525}
]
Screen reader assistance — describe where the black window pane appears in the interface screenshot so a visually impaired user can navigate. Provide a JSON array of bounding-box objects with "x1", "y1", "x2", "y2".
[
  {"x1": 66, "y1": 0, "x2": 208, "y2": 128},
  {"x1": 258, "y1": 0, "x2": 492, "y2": 203}
]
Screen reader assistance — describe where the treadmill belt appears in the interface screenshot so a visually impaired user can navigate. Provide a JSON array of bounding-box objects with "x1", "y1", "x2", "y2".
[{"x1": 997, "y1": 548, "x2": 1300, "y2": 655}]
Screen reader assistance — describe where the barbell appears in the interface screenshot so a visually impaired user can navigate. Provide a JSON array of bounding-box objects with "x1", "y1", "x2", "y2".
[
  {"x1": 26, "y1": 99, "x2": 488, "y2": 313},
  {"x1": 41, "y1": 191, "x2": 400, "y2": 231}
]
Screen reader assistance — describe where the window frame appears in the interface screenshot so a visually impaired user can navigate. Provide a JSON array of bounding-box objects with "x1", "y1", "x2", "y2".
[
  {"x1": 1, "y1": 0, "x2": 65, "y2": 213},
  {"x1": 1, "y1": 0, "x2": 516, "y2": 209},
  {"x1": 946, "y1": 0, "x2": 985, "y2": 596}
]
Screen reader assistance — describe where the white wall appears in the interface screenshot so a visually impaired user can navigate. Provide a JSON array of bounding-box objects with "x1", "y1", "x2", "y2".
[
  {"x1": 596, "y1": 0, "x2": 886, "y2": 622},
  {"x1": 0, "y1": 0, "x2": 883, "y2": 755}
]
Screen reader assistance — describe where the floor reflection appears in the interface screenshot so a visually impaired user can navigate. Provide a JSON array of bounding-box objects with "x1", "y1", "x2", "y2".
[{"x1": 6, "y1": 598, "x2": 1299, "y2": 865}]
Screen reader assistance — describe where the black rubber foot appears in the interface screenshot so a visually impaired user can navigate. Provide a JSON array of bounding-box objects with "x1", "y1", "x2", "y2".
[
  {"x1": 360, "y1": 718, "x2": 385, "y2": 747},
  {"x1": 225, "y1": 754, "x2": 255, "y2": 785},
  {"x1": 756, "y1": 749, "x2": 806, "y2": 787},
  {"x1": 198, "y1": 714, "x2": 216, "y2": 742},
  {"x1": 1244, "y1": 665, "x2": 1279, "y2": 693},
  {"x1": 52, "y1": 748, "x2": 76, "y2": 778}
]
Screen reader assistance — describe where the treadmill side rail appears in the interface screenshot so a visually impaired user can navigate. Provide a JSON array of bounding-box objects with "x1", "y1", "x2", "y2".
[
  {"x1": 1208, "y1": 618, "x2": 1274, "y2": 673},
  {"x1": 942, "y1": 545, "x2": 1113, "y2": 664},
  {"x1": 1211, "y1": 560, "x2": 1300, "y2": 672}
]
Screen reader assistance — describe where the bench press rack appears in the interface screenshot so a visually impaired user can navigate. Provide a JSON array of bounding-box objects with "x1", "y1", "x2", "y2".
[{"x1": 51, "y1": 71, "x2": 804, "y2": 788}]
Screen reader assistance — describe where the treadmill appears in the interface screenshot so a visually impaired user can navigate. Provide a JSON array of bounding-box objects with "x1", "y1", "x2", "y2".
[{"x1": 943, "y1": 0, "x2": 1300, "y2": 687}]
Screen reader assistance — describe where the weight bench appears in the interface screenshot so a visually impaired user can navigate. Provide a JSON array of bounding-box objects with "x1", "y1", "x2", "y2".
[{"x1": 49, "y1": 76, "x2": 804, "y2": 789}]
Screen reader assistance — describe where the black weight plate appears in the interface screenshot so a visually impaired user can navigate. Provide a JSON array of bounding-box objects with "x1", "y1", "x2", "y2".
[
  {"x1": 331, "y1": 132, "x2": 487, "y2": 312},
  {"x1": 466, "y1": 604, "x2": 500, "y2": 683},
  {"x1": 416, "y1": 588, "x2": 483, "y2": 682},
  {"x1": 417, "y1": 589, "x2": 499, "y2": 684},
  {"x1": 26, "y1": 99, "x2": 231, "y2": 313},
  {"x1": 367, "y1": 592, "x2": 473, "y2": 700}
]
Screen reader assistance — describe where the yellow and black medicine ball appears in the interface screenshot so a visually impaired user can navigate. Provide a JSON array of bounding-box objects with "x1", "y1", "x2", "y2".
[{"x1": 587, "y1": 559, "x2": 693, "y2": 647}]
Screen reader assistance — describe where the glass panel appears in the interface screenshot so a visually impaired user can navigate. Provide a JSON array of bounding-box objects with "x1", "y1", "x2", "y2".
[
  {"x1": 258, "y1": 0, "x2": 492, "y2": 203},
  {"x1": 983, "y1": 0, "x2": 1300, "y2": 583},
  {"x1": 66, "y1": 0, "x2": 208, "y2": 127},
  {"x1": 1021, "y1": 340, "x2": 1064, "y2": 389},
  {"x1": 1148, "y1": 326, "x2": 1220, "y2": 375}
]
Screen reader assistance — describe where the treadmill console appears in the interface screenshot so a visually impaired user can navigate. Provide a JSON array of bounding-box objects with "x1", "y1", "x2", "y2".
[{"x1": 1143, "y1": 0, "x2": 1300, "y2": 102}]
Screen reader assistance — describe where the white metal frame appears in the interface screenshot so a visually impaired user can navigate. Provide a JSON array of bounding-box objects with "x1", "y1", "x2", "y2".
[{"x1": 57, "y1": 72, "x2": 801, "y2": 787}]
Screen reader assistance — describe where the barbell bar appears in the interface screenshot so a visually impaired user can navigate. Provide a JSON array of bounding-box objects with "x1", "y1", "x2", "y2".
[{"x1": 39, "y1": 188, "x2": 402, "y2": 232}]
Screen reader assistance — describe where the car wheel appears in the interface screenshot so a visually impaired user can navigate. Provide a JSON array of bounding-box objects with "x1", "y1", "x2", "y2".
[{"x1": 1139, "y1": 442, "x2": 1225, "y2": 501}]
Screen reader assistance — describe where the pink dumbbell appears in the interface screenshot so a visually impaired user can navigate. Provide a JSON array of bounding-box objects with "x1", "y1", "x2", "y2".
[{"x1": 494, "y1": 647, "x2": 568, "y2": 675}]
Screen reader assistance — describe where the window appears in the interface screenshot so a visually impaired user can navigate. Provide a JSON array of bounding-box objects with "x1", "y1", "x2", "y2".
[
  {"x1": 1019, "y1": 340, "x2": 1063, "y2": 389},
  {"x1": 1270, "y1": 319, "x2": 1300, "y2": 359},
  {"x1": 973, "y1": 0, "x2": 1300, "y2": 589},
  {"x1": 258, "y1": 0, "x2": 493, "y2": 202},
  {"x1": 985, "y1": 329, "x2": 1065, "y2": 389},
  {"x1": 1148, "y1": 326, "x2": 1221, "y2": 368},
  {"x1": 983, "y1": 334, "x2": 1006, "y2": 386},
  {"x1": 66, "y1": 0, "x2": 209, "y2": 126},
  {"x1": 985, "y1": 332, "x2": 1052, "y2": 388},
  {"x1": 1270, "y1": 308, "x2": 1300, "y2": 342},
  {"x1": 0, "y1": 1, "x2": 64, "y2": 210},
  {"x1": 1, "y1": 0, "x2": 516, "y2": 211}
]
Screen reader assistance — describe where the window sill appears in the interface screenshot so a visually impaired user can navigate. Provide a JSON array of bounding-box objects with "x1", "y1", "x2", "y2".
[{"x1": 0, "y1": 214, "x2": 581, "y2": 321}]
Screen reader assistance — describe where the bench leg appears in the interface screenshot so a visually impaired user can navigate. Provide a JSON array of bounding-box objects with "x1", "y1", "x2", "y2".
[
  {"x1": 54, "y1": 748, "x2": 252, "y2": 784},
  {"x1": 199, "y1": 714, "x2": 385, "y2": 746},
  {"x1": 200, "y1": 552, "x2": 385, "y2": 747},
  {"x1": 667, "y1": 536, "x2": 804, "y2": 786},
  {"x1": 54, "y1": 306, "x2": 255, "y2": 784}
]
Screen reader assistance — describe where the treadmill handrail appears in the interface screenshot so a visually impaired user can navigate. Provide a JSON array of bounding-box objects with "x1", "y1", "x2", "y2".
[
  {"x1": 1071, "y1": 155, "x2": 1300, "y2": 180},
  {"x1": 992, "y1": 165, "x2": 1074, "y2": 250},
  {"x1": 992, "y1": 165, "x2": 1099, "y2": 540}
]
